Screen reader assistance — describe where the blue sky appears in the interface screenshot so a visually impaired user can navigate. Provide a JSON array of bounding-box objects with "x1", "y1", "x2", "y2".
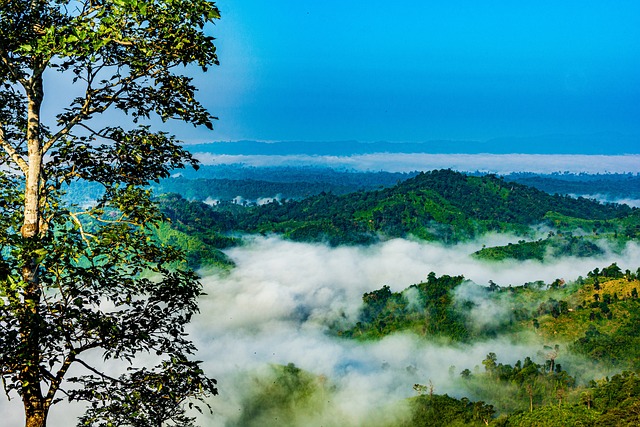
[
  {"x1": 192, "y1": 0, "x2": 640, "y2": 145},
  {"x1": 40, "y1": 0, "x2": 639, "y2": 149}
]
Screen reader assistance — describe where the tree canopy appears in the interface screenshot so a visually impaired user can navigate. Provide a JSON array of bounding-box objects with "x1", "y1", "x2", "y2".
[{"x1": 0, "y1": 1, "x2": 221, "y2": 426}]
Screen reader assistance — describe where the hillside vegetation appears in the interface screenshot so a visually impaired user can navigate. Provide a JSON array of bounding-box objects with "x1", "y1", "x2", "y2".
[
  {"x1": 368, "y1": 266, "x2": 640, "y2": 425},
  {"x1": 155, "y1": 170, "x2": 638, "y2": 265},
  {"x1": 230, "y1": 170, "x2": 635, "y2": 244}
]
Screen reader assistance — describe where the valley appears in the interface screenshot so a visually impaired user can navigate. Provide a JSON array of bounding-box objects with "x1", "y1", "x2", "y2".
[{"x1": 151, "y1": 165, "x2": 640, "y2": 426}]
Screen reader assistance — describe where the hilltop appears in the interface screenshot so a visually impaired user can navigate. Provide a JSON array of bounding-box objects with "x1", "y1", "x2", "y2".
[{"x1": 231, "y1": 169, "x2": 635, "y2": 245}]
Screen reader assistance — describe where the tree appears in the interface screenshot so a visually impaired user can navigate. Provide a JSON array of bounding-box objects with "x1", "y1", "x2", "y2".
[
  {"x1": 580, "y1": 390, "x2": 593, "y2": 409},
  {"x1": 482, "y1": 353, "x2": 497, "y2": 377},
  {"x1": 543, "y1": 345, "x2": 560, "y2": 374},
  {"x1": 0, "y1": 1, "x2": 220, "y2": 426},
  {"x1": 525, "y1": 383, "x2": 534, "y2": 412}
]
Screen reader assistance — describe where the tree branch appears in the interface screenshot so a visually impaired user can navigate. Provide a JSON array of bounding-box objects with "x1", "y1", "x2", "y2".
[
  {"x1": 43, "y1": 63, "x2": 156, "y2": 154},
  {"x1": 68, "y1": 211, "x2": 96, "y2": 249},
  {"x1": 0, "y1": 126, "x2": 28, "y2": 174},
  {"x1": 44, "y1": 352, "x2": 76, "y2": 407},
  {"x1": 0, "y1": 49, "x2": 28, "y2": 87},
  {"x1": 74, "y1": 358, "x2": 123, "y2": 384}
]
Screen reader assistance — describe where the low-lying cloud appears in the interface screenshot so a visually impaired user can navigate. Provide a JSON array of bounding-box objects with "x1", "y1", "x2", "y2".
[
  {"x1": 193, "y1": 153, "x2": 640, "y2": 174},
  {"x1": 578, "y1": 194, "x2": 640, "y2": 208},
  {"x1": 189, "y1": 236, "x2": 640, "y2": 425},
  {"x1": 5, "y1": 235, "x2": 639, "y2": 425}
]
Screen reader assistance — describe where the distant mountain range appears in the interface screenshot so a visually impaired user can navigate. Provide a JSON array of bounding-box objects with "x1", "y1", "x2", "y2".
[{"x1": 187, "y1": 133, "x2": 640, "y2": 156}]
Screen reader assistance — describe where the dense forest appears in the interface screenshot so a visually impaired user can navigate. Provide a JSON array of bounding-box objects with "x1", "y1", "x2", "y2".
[
  {"x1": 230, "y1": 169, "x2": 633, "y2": 244},
  {"x1": 152, "y1": 169, "x2": 639, "y2": 268}
]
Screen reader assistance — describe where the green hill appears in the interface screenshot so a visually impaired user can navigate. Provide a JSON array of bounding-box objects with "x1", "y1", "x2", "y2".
[
  {"x1": 472, "y1": 234, "x2": 604, "y2": 261},
  {"x1": 152, "y1": 193, "x2": 239, "y2": 269},
  {"x1": 234, "y1": 169, "x2": 635, "y2": 245},
  {"x1": 152, "y1": 170, "x2": 638, "y2": 267}
]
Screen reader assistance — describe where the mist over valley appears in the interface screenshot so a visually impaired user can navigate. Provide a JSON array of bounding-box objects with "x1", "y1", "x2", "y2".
[
  {"x1": 155, "y1": 162, "x2": 640, "y2": 425},
  {"x1": 193, "y1": 235, "x2": 640, "y2": 425}
]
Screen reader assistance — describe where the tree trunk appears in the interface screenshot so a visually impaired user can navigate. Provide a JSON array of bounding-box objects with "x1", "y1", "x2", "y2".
[
  {"x1": 25, "y1": 404, "x2": 47, "y2": 427},
  {"x1": 20, "y1": 70, "x2": 47, "y2": 427},
  {"x1": 22, "y1": 72, "x2": 43, "y2": 239}
]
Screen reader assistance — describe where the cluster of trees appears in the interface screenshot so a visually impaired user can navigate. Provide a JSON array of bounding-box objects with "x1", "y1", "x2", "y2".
[
  {"x1": 404, "y1": 393, "x2": 495, "y2": 426},
  {"x1": 338, "y1": 273, "x2": 471, "y2": 341},
  {"x1": 557, "y1": 264, "x2": 640, "y2": 369},
  {"x1": 411, "y1": 352, "x2": 640, "y2": 425},
  {"x1": 473, "y1": 234, "x2": 604, "y2": 261},
  {"x1": 571, "y1": 308, "x2": 640, "y2": 369},
  {"x1": 492, "y1": 369, "x2": 640, "y2": 426},
  {"x1": 458, "y1": 352, "x2": 576, "y2": 415}
]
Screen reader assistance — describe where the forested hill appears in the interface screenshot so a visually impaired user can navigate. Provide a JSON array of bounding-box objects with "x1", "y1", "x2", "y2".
[{"x1": 232, "y1": 169, "x2": 634, "y2": 244}]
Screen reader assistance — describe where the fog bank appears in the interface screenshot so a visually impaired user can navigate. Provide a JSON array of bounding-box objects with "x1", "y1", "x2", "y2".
[
  {"x1": 191, "y1": 236, "x2": 640, "y2": 425},
  {"x1": 3, "y1": 235, "x2": 638, "y2": 425},
  {"x1": 193, "y1": 153, "x2": 640, "y2": 174}
]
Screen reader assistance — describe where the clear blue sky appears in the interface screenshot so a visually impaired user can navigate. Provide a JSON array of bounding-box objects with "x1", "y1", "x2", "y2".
[{"x1": 193, "y1": 0, "x2": 640, "y2": 144}]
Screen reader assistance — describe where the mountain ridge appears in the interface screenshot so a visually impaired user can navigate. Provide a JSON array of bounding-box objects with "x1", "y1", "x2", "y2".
[{"x1": 186, "y1": 133, "x2": 640, "y2": 156}]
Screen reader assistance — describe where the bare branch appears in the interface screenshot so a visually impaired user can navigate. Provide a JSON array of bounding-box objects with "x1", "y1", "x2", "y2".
[
  {"x1": 74, "y1": 358, "x2": 122, "y2": 384},
  {"x1": 68, "y1": 211, "x2": 96, "y2": 249},
  {"x1": 0, "y1": 127, "x2": 28, "y2": 174}
]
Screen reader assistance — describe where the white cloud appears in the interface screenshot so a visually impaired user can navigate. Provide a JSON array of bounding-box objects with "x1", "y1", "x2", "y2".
[
  {"x1": 187, "y1": 236, "x2": 640, "y2": 425},
  {"x1": 5, "y1": 236, "x2": 639, "y2": 425},
  {"x1": 193, "y1": 153, "x2": 640, "y2": 174},
  {"x1": 578, "y1": 194, "x2": 640, "y2": 208}
]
